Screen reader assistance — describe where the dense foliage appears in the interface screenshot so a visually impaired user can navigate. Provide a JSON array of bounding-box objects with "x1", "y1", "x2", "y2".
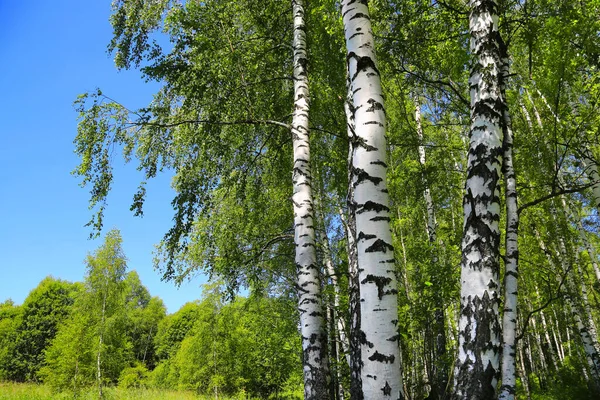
[{"x1": 0, "y1": 231, "x2": 302, "y2": 399}]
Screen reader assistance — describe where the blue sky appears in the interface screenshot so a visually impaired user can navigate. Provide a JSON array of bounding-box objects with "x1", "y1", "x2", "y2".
[{"x1": 0, "y1": 2, "x2": 205, "y2": 313}]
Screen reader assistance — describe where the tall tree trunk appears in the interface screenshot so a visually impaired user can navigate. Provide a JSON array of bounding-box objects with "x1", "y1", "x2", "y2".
[
  {"x1": 290, "y1": 1, "x2": 328, "y2": 397},
  {"x1": 415, "y1": 97, "x2": 448, "y2": 399},
  {"x1": 342, "y1": 61, "x2": 363, "y2": 400},
  {"x1": 454, "y1": 1, "x2": 504, "y2": 398},
  {"x1": 499, "y1": 46, "x2": 519, "y2": 400},
  {"x1": 341, "y1": 1, "x2": 403, "y2": 398}
]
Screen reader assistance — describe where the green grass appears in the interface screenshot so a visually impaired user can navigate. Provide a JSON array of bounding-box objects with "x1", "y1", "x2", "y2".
[{"x1": 0, "y1": 382, "x2": 226, "y2": 400}]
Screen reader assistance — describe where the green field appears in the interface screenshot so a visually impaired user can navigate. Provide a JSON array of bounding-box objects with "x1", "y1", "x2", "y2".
[{"x1": 0, "y1": 382, "x2": 227, "y2": 400}]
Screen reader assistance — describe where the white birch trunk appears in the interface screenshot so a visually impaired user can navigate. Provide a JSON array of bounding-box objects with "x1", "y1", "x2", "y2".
[
  {"x1": 537, "y1": 226, "x2": 600, "y2": 386},
  {"x1": 342, "y1": 64, "x2": 363, "y2": 400},
  {"x1": 290, "y1": 1, "x2": 328, "y2": 397},
  {"x1": 415, "y1": 98, "x2": 447, "y2": 399},
  {"x1": 320, "y1": 223, "x2": 348, "y2": 400},
  {"x1": 454, "y1": 1, "x2": 503, "y2": 398},
  {"x1": 530, "y1": 315, "x2": 548, "y2": 373},
  {"x1": 498, "y1": 47, "x2": 519, "y2": 400},
  {"x1": 341, "y1": 1, "x2": 403, "y2": 397},
  {"x1": 415, "y1": 101, "x2": 437, "y2": 243},
  {"x1": 517, "y1": 341, "x2": 531, "y2": 400},
  {"x1": 534, "y1": 287, "x2": 559, "y2": 367}
]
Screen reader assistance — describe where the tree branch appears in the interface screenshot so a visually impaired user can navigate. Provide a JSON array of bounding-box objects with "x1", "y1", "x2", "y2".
[{"x1": 518, "y1": 181, "x2": 597, "y2": 215}]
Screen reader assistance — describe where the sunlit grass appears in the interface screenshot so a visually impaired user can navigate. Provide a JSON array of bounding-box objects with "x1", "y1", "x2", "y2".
[{"x1": 0, "y1": 382, "x2": 227, "y2": 400}]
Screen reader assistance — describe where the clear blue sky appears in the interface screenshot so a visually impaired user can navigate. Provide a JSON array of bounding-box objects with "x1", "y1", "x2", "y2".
[{"x1": 0, "y1": 1, "x2": 205, "y2": 313}]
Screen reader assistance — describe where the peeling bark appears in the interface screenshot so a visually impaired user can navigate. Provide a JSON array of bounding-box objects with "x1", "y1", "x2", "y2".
[{"x1": 341, "y1": 0, "x2": 403, "y2": 398}]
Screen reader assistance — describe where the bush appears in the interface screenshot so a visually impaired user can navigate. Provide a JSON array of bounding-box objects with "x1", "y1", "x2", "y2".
[{"x1": 118, "y1": 363, "x2": 149, "y2": 389}]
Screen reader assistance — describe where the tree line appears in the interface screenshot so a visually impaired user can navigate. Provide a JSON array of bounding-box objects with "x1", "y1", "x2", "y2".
[
  {"x1": 0, "y1": 230, "x2": 303, "y2": 398},
  {"x1": 66, "y1": 0, "x2": 600, "y2": 399}
]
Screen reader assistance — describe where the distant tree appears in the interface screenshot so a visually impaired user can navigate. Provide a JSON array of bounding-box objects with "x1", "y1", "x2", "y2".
[
  {"x1": 8, "y1": 277, "x2": 79, "y2": 382},
  {"x1": 0, "y1": 300, "x2": 22, "y2": 380},
  {"x1": 122, "y1": 271, "x2": 166, "y2": 369}
]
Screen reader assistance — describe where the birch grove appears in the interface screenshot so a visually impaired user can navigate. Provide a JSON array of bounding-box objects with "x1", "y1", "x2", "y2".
[{"x1": 61, "y1": 0, "x2": 600, "y2": 398}]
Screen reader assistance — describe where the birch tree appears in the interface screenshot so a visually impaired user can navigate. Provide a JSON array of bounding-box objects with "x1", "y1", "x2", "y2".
[
  {"x1": 290, "y1": 0, "x2": 329, "y2": 397},
  {"x1": 341, "y1": 1, "x2": 403, "y2": 398},
  {"x1": 454, "y1": 0, "x2": 504, "y2": 397},
  {"x1": 498, "y1": 47, "x2": 519, "y2": 400}
]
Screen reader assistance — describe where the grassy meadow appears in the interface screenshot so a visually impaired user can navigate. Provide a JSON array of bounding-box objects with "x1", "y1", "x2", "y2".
[{"x1": 0, "y1": 382, "x2": 230, "y2": 400}]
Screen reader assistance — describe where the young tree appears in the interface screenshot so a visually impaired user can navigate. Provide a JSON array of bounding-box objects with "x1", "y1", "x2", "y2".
[{"x1": 41, "y1": 229, "x2": 129, "y2": 397}]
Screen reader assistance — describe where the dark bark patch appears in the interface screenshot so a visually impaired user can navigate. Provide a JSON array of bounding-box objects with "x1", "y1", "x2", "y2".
[
  {"x1": 356, "y1": 200, "x2": 390, "y2": 214},
  {"x1": 357, "y1": 231, "x2": 377, "y2": 241},
  {"x1": 368, "y1": 351, "x2": 395, "y2": 364},
  {"x1": 382, "y1": 381, "x2": 392, "y2": 396},
  {"x1": 362, "y1": 274, "x2": 393, "y2": 299},
  {"x1": 365, "y1": 239, "x2": 394, "y2": 254}
]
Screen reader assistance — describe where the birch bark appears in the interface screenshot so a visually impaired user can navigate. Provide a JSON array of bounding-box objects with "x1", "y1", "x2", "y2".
[
  {"x1": 341, "y1": 1, "x2": 403, "y2": 397},
  {"x1": 499, "y1": 48, "x2": 519, "y2": 400},
  {"x1": 290, "y1": 1, "x2": 328, "y2": 397},
  {"x1": 535, "y1": 227, "x2": 600, "y2": 387},
  {"x1": 415, "y1": 98, "x2": 448, "y2": 399},
  {"x1": 342, "y1": 65, "x2": 363, "y2": 400},
  {"x1": 454, "y1": 1, "x2": 504, "y2": 398}
]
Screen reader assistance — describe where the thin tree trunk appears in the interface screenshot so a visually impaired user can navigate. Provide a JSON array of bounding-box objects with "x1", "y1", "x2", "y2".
[
  {"x1": 498, "y1": 45, "x2": 519, "y2": 400},
  {"x1": 290, "y1": 1, "x2": 328, "y2": 397},
  {"x1": 415, "y1": 97, "x2": 447, "y2": 400},
  {"x1": 517, "y1": 341, "x2": 531, "y2": 400},
  {"x1": 320, "y1": 221, "x2": 347, "y2": 400},
  {"x1": 341, "y1": 62, "x2": 362, "y2": 400},
  {"x1": 454, "y1": 1, "x2": 504, "y2": 398},
  {"x1": 537, "y1": 226, "x2": 600, "y2": 388},
  {"x1": 534, "y1": 286, "x2": 559, "y2": 367},
  {"x1": 341, "y1": 1, "x2": 403, "y2": 397}
]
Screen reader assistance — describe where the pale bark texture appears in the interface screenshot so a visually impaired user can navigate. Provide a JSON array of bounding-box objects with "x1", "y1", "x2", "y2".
[
  {"x1": 454, "y1": 1, "x2": 503, "y2": 398},
  {"x1": 498, "y1": 49, "x2": 519, "y2": 400},
  {"x1": 320, "y1": 225, "x2": 348, "y2": 400},
  {"x1": 415, "y1": 98, "x2": 448, "y2": 399},
  {"x1": 341, "y1": 0, "x2": 403, "y2": 398},
  {"x1": 342, "y1": 60, "x2": 363, "y2": 400},
  {"x1": 290, "y1": 1, "x2": 328, "y2": 397}
]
